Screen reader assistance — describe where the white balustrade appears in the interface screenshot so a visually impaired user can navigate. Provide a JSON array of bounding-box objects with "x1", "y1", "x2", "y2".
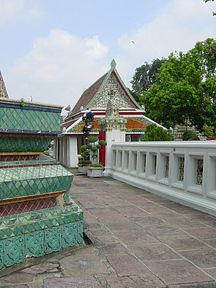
[{"x1": 110, "y1": 141, "x2": 216, "y2": 216}]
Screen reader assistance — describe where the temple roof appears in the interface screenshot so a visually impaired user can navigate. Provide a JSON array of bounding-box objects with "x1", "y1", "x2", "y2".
[
  {"x1": 71, "y1": 73, "x2": 107, "y2": 114},
  {"x1": 0, "y1": 72, "x2": 9, "y2": 98},
  {"x1": 69, "y1": 60, "x2": 140, "y2": 117}
]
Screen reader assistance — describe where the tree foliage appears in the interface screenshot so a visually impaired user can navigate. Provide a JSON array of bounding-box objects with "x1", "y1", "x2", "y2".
[
  {"x1": 131, "y1": 58, "x2": 166, "y2": 100},
  {"x1": 203, "y1": 0, "x2": 215, "y2": 16},
  {"x1": 142, "y1": 125, "x2": 173, "y2": 141},
  {"x1": 140, "y1": 38, "x2": 216, "y2": 132}
]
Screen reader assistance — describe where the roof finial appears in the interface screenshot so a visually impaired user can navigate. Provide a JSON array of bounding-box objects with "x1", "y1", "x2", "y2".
[
  {"x1": 111, "y1": 59, "x2": 116, "y2": 69},
  {"x1": 0, "y1": 71, "x2": 9, "y2": 98}
]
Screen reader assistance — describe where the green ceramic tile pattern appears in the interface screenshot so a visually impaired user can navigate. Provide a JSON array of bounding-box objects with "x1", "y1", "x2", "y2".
[
  {"x1": 0, "y1": 107, "x2": 60, "y2": 132},
  {"x1": 0, "y1": 137, "x2": 51, "y2": 152},
  {"x1": 0, "y1": 154, "x2": 56, "y2": 166},
  {"x1": 0, "y1": 204, "x2": 83, "y2": 268},
  {"x1": 0, "y1": 165, "x2": 72, "y2": 200},
  {"x1": 0, "y1": 101, "x2": 84, "y2": 270}
]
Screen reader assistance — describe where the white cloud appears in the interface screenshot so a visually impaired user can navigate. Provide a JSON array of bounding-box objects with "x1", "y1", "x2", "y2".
[
  {"x1": 116, "y1": 0, "x2": 216, "y2": 86},
  {"x1": 0, "y1": 0, "x2": 42, "y2": 28},
  {"x1": 8, "y1": 30, "x2": 109, "y2": 107},
  {"x1": 6, "y1": 0, "x2": 216, "y2": 110}
]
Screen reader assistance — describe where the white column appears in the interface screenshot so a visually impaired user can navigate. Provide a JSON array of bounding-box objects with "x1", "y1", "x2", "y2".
[
  {"x1": 53, "y1": 138, "x2": 58, "y2": 160},
  {"x1": 67, "y1": 137, "x2": 78, "y2": 168},
  {"x1": 104, "y1": 129, "x2": 125, "y2": 175}
]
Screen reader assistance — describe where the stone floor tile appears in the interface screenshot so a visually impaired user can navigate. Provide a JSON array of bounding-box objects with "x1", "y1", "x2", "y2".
[
  {"x1": 184, "y1": 227, "x2": 216, "y2": 239},
  {"x1": 129, "y1": 243, "x2": 181, "y2": 261},
  {"x1": 115, "y1": 229, "x2": 159, "y2": 245},
  {"x1": 113, "y1": 206, "x2": 149, "y2": 218},
  {"x1": 163, "y1": 235, "x2": 207, "y2": 250},
  {"x1": 21, "y1": 262, "x2": 60, "y2": 274},
  {"x1": 98, "y1": 243, "x2": 128, "y2": 255},
  {"x1": 60, "y1": 253, "x2": 112, "y2": 277},
  {"x1": 0, "y1": 285, "x2": 28, "y2": 288},
  {"x1": 204, "y1": 268, "x2": 216, "y2": 280},
  {"x1": 134, "y1": 216, "x2": 166, "y2": 228},
  {"x1": 106, "y1": 253, "x2": 152, "y2": 276},
  {"x1": 179, "y1": 248, "x2": 216, "y2": 268},
  {"x1": 105, "y1": 276, "x2": 140, "y2": 288},
  {"x1": 43, "y1": 276, "x2": 101, "y2": 288},
  {"x1": 144, "y1": 259, "x2": 213, "y2": 285},
  {"x1": 146, "y1": 224, "x2": 185, "y2": 239},
  {"x1": 161, "y1": 216, "x2": 208, "y2": 229},
  {"x1": 204, "y1": 238, "x2": 216, "y2": 249},
  {"x1": 0, "y1": 272, "x2": 34, "y2": 285},
  {"x1": 168, "y1": 282, "x2": 216, "y2": 288},
  {"x1": 87, "y1": 232, "x2": 119, "y2": 247},
  {"x1": 105, "y1": 275, "x2": 166, "y2": 288},
  {"x1": 105, "y1": 221, "x2": 138, "y2": 232}
]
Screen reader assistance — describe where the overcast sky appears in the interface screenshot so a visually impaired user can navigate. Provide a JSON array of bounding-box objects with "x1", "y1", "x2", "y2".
[{"x1": 0, "y1": 0, "x2": 215, "y2": 109}]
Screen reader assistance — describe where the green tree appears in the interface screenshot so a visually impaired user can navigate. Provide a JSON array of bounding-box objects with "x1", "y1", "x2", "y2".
[
  {"x1": 140, "y1": 38, "x2": 216, "y2": 131},
  {"x1": 203, "y1": 0, "x2": 215, "y2": 16},
  {"x1": 142, "y1": 125, "x2": 173, "y2": 141},
  {"x1": 131, "y1": 58, "x2": 166, "y2": 101}
]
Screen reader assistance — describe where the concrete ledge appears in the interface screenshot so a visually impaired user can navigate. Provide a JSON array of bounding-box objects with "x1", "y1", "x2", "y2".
[{"x1": 110, "y1": 170, "x2": 216, "y2": 217}]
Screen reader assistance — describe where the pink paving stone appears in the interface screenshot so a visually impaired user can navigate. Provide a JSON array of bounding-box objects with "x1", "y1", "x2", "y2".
[
  {"x1": 184, "y1": 227, "x2": 216, "y2": 239},
  {"x1": 144, "y1": 259, "x2": 214, "y2": 285},
  {"x1": 179, "y1": 248, "x2": 216, "y2": 268},
  {"x1": 105, "y1": 275, "x2": 166, "y2": 288},
  {"x1": 129, "y1": 243, "x2": 181, "y2": 261},
  {"x1": 106, "y1": 253, "x2": 154, "y2": 276},
  {"x1": 43, "y1": 276, "x2": 101, "y2": 288}
]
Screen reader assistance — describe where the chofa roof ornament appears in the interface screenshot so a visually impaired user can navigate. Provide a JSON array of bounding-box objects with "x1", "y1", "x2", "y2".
[{"x1": 110, "y1": 59, "x2": 116, "y2": 69}]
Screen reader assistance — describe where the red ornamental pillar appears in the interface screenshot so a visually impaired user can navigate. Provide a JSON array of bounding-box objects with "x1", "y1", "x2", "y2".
[{"x1": 99, "y1": 130, "x2": 106, "y2": 167}]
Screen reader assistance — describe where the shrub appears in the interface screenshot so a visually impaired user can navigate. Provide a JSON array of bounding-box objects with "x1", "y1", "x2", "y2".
[
  {"x1": 202, "y1": 124, "x2": 215, "y2": 138},
  {"x1": 80, "y1": 136, "x2": 107, "y2": 164},
  {"x1": 142, "y1": 125, "x2": 173, "y2": 141},
  {"x1": 182, "y1": 130, "x2": 198, "y2": 141},
  {"x1": 90, "y1": 163, "x2": 103, "y2": 168}
]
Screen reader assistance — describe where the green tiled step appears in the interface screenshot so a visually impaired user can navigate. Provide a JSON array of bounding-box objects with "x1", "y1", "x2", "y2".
[
  {"x1": 0, "y1": 106, "x2": 61, "y2": 133},
  {"x1": 0, "y1": 165, "x2": 73, "y2": 200},
  {"x1": 0, "y1": 203, "x2": 84, "y2": 269},
  {"x1": 0, "y1": 203, "x2": 83, "y2": 239},
  {"x1": 0, "y1": 137, "x2": 51, "y2": 152},
  {"x1": 0, "y1": 154, "x2": 56, "y2": 167}
]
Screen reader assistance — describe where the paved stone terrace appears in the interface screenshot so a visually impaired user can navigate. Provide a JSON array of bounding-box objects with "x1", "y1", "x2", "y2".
[{"x1": 2, "y1": 175, "x2": 216, "y2": 287}]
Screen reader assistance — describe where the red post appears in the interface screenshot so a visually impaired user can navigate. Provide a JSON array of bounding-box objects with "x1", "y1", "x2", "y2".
[{"x1": 99, "y1": 130, "x2": 106, "y2": 167}]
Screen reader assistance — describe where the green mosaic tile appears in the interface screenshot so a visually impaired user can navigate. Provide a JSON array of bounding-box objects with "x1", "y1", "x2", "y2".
[
  {"x1": 0, "y1": 204, "x2": 83, "y2": 239},
  {"x1": 0, "y1": 172, "x2": 84, "y2": 271},
  {"x1": 25, "y1": 231, "x2": 44, "y2": 257},
  {"x1": 0, "y1": 107, "x2": 60, "y2": 133},
  {"x1": 0, "y1": 220, "x2": 83, "y2": 269},
  {"x1": 3, "y1": 235, "x2": 25, "y2": 267},
  {"x1": 0, "y1": 242, "x2": 3, "y2": 269},
  {"x1": 0, "y1": 165, "x2": 73, "y2": 200},
  {"x1": 61, "y1": 222, "x2": 83, "y2": 248},
  {"x1": 0, "y1": 137, "x2": 52, "y2": 152},
  {"x1": 45, "y1": 226, "x2": 62, "y2": 254}
]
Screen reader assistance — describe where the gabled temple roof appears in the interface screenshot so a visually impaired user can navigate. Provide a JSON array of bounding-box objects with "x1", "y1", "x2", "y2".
[
  {"x1": 69, "y1": 59, "x2": 140, "y2": 117},
  {"x1": 0, "y1": 72, "x2": 9, "y2": 98},
  {"x1": 71, "y1": 73, "x2": 107, "y2": 114}
]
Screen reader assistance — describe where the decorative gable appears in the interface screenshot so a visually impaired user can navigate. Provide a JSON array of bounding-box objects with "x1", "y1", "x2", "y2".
[{"x1": 89, "y1": 72, "x2": 135, "y2": 109}]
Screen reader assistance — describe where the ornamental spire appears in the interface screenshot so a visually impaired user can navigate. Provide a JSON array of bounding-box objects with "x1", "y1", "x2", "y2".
[
  {"x1": 0, "y1": 71, "x2": 9, "y2": 98},
  {"x1": 110, "y1": 59, "x2": 116, "y2": 69}
]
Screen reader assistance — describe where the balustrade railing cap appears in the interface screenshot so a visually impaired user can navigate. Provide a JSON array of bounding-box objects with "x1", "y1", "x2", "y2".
[{"x1": 111, "y1": 141, "x2": 216, "y2": 148}]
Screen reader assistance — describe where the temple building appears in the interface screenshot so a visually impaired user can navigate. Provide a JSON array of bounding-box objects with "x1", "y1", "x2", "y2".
[{"x1": 56, "y1": 60, "x2": 163, "y2": 168}]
